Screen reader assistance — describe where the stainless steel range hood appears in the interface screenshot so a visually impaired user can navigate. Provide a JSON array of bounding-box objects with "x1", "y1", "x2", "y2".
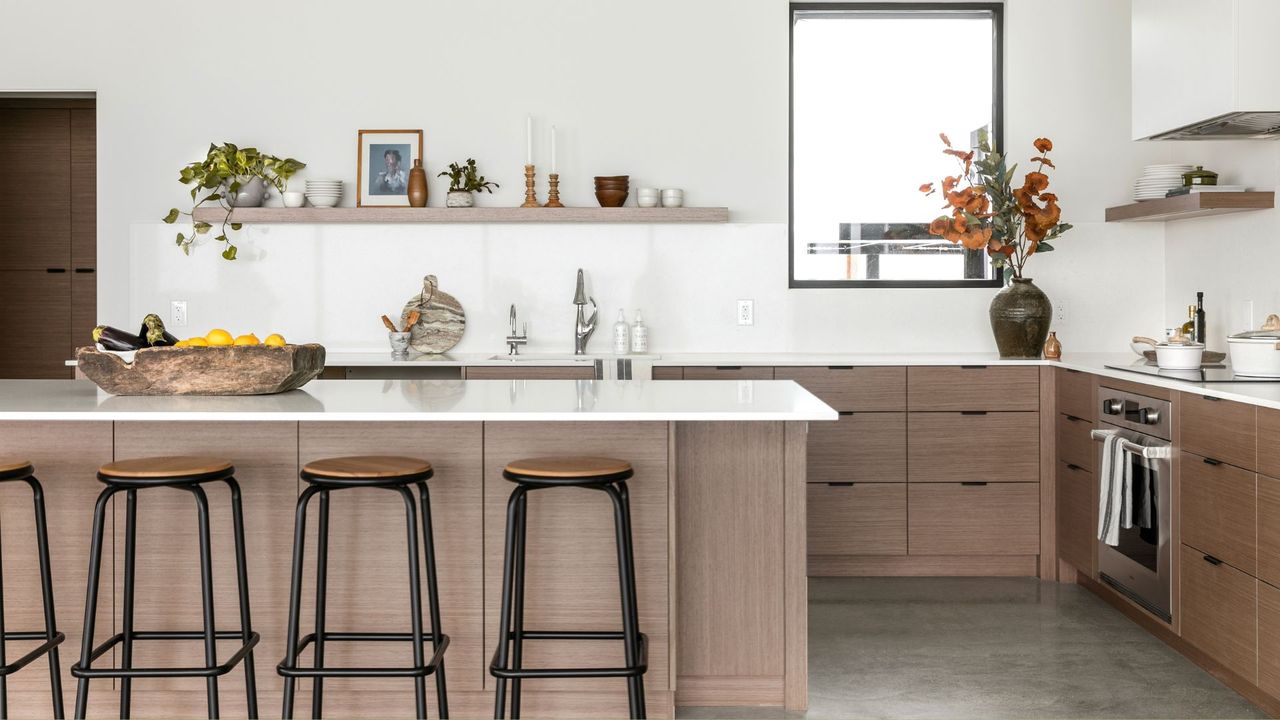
[{"x1": 1146, "y1": 111, "x2": 1280, "y2": 141}]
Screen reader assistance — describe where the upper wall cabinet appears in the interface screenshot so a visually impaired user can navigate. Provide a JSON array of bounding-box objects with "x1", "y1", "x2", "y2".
[{"x1": 1132, "y1": 0, "x2": 1280, "y2": 140}]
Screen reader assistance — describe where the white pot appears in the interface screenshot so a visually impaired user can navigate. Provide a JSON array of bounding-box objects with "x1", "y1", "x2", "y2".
[
  {"x1": 446, "y1": 190, "x2": 474, "y2": 208},
  {"x1": 1227, "y1": 313, "x2": 1280, "y2": 377},
  {"x1": 1153, "y1": 342, "x2": 1205, "y2": 370}
]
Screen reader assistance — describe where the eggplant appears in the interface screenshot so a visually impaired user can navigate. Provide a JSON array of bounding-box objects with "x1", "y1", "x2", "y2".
[
  {"x1": 93, "y1": 325, "x2": 144, "y2": 351},
  {"x1": 137, "y1": 314, "x2": 179, "y2": 347}
]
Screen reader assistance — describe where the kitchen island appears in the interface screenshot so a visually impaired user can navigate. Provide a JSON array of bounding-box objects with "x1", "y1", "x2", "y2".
[{"x1": 0, "y1": 379, "x2": 833, "y2": 719}]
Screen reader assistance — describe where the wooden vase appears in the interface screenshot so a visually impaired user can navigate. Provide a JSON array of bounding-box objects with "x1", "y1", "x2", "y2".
[{"x1": 408, "y1": 159, "x2": 428, "y2": 208}]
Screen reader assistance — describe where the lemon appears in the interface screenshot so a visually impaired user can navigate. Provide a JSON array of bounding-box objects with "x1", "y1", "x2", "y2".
[
  {"x1": 233, "y1": 333, "x2": 261, "y2": 346},
  {"x1": 264, "y1": 333, "x2": 287, "y2": 347},
  {"x1": 174, "y1": 340, "x2": 190, "y2": 348},
  {"x1": 186, "y1": 337, "x2": 210, "y2": 347},
  {"x1": 206, "y1": 329, "x2": 234, "y2": 346}
]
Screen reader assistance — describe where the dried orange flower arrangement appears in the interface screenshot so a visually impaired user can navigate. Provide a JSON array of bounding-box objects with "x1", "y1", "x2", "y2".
[{"x1": 919, "y1": 129, "x2": 1072, "y2": 279}]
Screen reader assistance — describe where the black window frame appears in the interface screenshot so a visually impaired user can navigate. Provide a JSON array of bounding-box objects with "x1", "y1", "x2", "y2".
[{"x1": 788, "y1": 1, "x2": 1005, "y2": 289}]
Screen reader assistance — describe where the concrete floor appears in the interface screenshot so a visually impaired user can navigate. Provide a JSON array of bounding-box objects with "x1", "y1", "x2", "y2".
[{"x1": 679, "y1": 577, "x2": 1266, "y2": 720}]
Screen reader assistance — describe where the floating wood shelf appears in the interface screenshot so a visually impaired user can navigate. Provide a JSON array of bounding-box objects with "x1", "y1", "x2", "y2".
[
  {"x1": 191, "y1": 206, "x2": 730, "y2": 224},
  {"x1": 1105, "y1": 191, "x2": 1274, "y2": 222}
]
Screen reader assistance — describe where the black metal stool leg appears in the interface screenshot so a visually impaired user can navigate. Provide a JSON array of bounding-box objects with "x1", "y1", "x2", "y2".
[
  {"x1": 281, "y1": 485, "x2": 321, "y2": 720},
  {"x1": 224, "y1": 478, "x2": 259, "y2": 720},
  {"x1": 394, "y1": 486, "x2": 428, "y2": 720},
  {"x1": 416, "y1": 482, "x2": 448, "y2": 720},
  {"x1": 311, "y1": 490, "x2": 330, "y2": 720},
  {"x1": 618, "y1": 482, "x2": 646, "y2": 718},
  {"x1": 74, "y1": 486, "x2": 117, "y2": 720},
  {"x1": 26, "y1": 477, "x2": 64, "y2": 720},
  {"x1": 605, "y1": 483, "x2": 645, "y2": 719},
  {"x1": 119, "y1": 489, "x2": 139, "y2": 719},
  {"x1": 188, "y1": 485, "x2": 220, "y2": 720},
  {"x1": 0, "y1": 506, "x2": 8, "y2": 720},
  {"x1": 509, "y1": 490, "x2": 528, "y2": 720},
  {"x1": 492, "y1": 485, "x2": 528, "y2": 720}
]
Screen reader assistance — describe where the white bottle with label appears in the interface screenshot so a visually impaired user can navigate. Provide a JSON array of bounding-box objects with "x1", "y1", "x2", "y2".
[
  {"x1": 631, "y1": 310, "x2": 649, "y2": 353},
  {"x1": 613, "y1": 309, "x2": 631, "y2": 355}
]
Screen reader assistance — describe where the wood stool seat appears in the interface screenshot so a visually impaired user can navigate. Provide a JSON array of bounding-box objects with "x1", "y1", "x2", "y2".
[
  {"x1": 98, "y1": 456, "x2": 234, "y2": 485},
  {"x1": 300, "y1": 455, "x2": 434, "y2": 487},
  {"x1": 503, "y1": 456, "x2": 633, "y2": 486},
  {"x1": 0, "y1": 456, "x2": 34, "y2": 481}
]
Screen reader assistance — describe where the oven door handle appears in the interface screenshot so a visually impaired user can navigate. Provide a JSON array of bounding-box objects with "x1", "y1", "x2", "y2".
[{"x1": 1090, "y1": 428, "x2": 1172, "y2": 459}]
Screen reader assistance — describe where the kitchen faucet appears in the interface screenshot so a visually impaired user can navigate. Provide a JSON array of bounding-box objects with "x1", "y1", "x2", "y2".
[
  {"x1": 573, "y1": 268, "x2": 598, "y2": 355},
  {"x1": 506, "y1": 304, "x2": 528, "y2": 355}
]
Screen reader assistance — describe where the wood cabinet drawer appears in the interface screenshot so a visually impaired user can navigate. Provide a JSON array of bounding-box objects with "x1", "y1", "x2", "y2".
[
  {"x1": 1056, "y1": 413, "x2": 1095, "y2": 472},
  {"x1": 908, "y1": 412, "x2": 1039, "y2": 483},
  {"x1": 1181, "y1": 452, "x2": 1256, "y2": 574},
  {"x1": 1258, "y1": 475, "x2": 1280, "y2": 588},
  {"x1": 1259, "y1": 580, "x2": 1280, "y2": 697},
  {"x1": 680, "y1": 366, "x2": 774, "y2": 380},
  {"x1": 807, "y1": 483, "x2": 906, "y2": 556},
  {"x1": 1181, "y1": 392, "x2": 1257, "y2": 471},
  {"x1": 1056, "y1": 368, "x2": 1095, "y2": 421},
  {"x1": 650, "y1": 366, "x2": 683, "y2": 380},
  {"x1": 808, "y1": 412, "x2": 905, "y2": 483},
  {"x1": 774, "y1": 366, "x2": 905, "y2": 412},
  {"x1": 907, "y1": 482, "x2": 1040, "y2": 555},
  {"x1": 907, "y1": 366, "x2": 1039, "y2": 412},
  {"x1": 464, "y1": 365, "x2": 596, "y2": 380},
  {"x1": 1260, "y1": 408, "x2": 1280, "y2": 479},
  {"x1": 1180, "y1": 544, "x2": 1257, "y2": 683},
  {"x1": 1056, "y1": 461, "x2": 1094, "y2": 575}
]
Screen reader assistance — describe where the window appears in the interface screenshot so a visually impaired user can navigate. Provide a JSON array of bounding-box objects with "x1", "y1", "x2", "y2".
[{"x1": 790, "y1": 3, "x2": 1003, "y2": 287}]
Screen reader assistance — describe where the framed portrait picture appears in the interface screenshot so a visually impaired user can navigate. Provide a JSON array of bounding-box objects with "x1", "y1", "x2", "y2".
[{"x1": 357, "y1": 129, "x2": 424, "y2": 207}]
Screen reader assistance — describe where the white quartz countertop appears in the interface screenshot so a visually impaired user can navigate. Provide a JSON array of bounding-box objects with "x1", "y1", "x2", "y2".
[{"x1": 0, "y1": 379, "x2": 837, "y2": 422}]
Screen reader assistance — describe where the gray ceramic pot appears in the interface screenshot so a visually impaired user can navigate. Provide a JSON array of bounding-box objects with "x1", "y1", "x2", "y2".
[
  {"x1": 227, "y1": 177, "x2": 268, "y2": 207},
  {"x1": 446, "y1": 190, "x2": 475, "y2": 208},
  {"x1": 989, "y1": 277, "x2": 1053, "y2": 358}
]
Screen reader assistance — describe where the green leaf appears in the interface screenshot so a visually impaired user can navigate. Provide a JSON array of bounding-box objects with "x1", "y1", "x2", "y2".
[
  {"x1": 193, "y1": 221, "x2": 212, "y2": 235},
  {"x1": 1038, "y1": 242, "x2": 1055, "y2": 252},
  {"x1": 221, "y1": 245, "x2": 238, "y2": 261},
  {"x1": 215, "y1": 234, "x2": 228, "y2": 243},
  {"x1": 190, "y1": 187, "x2": 198, "y2": 200},
  {"x1": 175, "y1": 232, "x2": 186, "y2": 246},
  {"x1": 162, "y1": 208, "x2": 180, "y2": 223},
  {"x1": 229, "y1": 223, "x2": 243, "y2": 231}
]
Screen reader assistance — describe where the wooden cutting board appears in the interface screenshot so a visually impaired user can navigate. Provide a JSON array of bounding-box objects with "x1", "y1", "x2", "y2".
[{"x1": 401, "y1": 275, "x2": 465, "y2": 354}]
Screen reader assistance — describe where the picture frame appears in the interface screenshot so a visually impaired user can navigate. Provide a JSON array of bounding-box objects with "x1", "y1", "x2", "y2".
[{"x1": 357, "y1": 129, "x2": 424, "y2": 207}]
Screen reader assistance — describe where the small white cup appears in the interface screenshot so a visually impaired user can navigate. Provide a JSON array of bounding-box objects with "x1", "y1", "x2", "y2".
[
  {"x1": 661, "y1": 189, "x2": 684, "y2": 208},
  {"x1": 282, "y1": 191, "x2": 306, "y2": 208}
]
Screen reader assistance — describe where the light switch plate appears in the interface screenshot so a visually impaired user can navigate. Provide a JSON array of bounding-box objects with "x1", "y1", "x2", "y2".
[{"x1": 737, "y1": 299, "x2": 754, "y2": 326}]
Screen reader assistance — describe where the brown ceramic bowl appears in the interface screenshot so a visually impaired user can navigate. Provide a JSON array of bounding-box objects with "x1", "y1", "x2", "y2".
[
  {"x1": 594, "y1": 175, "x2": 629, "y2": 182},
  {"x1": 594, "y1": 180, "x2": 629, "y2": 188},
  {"x1": 595, "y1": 189, "x2": 629, "y2": 207}
]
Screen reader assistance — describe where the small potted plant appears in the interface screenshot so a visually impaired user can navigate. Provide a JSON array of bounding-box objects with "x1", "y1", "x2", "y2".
[
  {"x1": 162, "y1": 142, "x2": 305, "y2": 260},
  {"x1": 438, "y1": 158, "x2": 499, "y2": 207}
]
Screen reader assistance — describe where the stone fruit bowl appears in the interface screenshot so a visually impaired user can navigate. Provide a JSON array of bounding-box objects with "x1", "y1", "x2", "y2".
[{"x1": 75, "y1": 344, "x2": 326, "y2": 396}]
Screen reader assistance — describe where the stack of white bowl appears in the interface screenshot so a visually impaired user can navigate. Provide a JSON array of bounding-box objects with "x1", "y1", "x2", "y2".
[
  {"x1": 305, "y1": 180, "x2": 343, "y2": 208},
  {"x1": 1133, "y1": 164, "x2": 1193, "y2": 202}
]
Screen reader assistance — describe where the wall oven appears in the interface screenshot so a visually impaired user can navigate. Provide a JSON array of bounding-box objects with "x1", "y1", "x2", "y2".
[{"x1": 1094, "y1": 387, "x2": 1174, "y2": 623}]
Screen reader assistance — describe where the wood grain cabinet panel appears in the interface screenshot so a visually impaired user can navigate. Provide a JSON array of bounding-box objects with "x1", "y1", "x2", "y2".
[
  {"x1": 1056, "y1": 368, "x2": 1096, "y2": 421},
  {"x1": 774, "y1": 367, "x2": 905, "y2": 412},
  {"x1": 463, "y1": 365, "x2": 596, "y2": 380},
  {"x1": 906, "y1": 366, "x2": 1039, "y2": 412},
  {"x1": 1181, "y1": 452, "x2": 1257, "y2": 574},
  {"x1": 650, "y1": 366, "x2": 683, "y2": 380},
  {"x1": 1258, "y1": 580, "x2": 1280, "y2": 697},
  {"x1": 1056, "y1": 461, "x2": 1094, "y2": 575},
  {"x1": 908, "y1": 412, "x2": 1039, "y2": 483},
  {"x1": 1260, "y1": 408, "x2": 1280, "y2": 480},
  {"x1": 1180, "y1": 544, "x2": 1258, "y2": 684},
  {"x1": 807, "y1": 412, "x2": 905, "y2": 483},
  {"x1": 681, "y1": 366, "x2": 774, "y2": 380},
  {"x1": 0, "y1": 270, "x2": 72, "y2": 378},
  {"x1": 1258, "y1": 474, "x2": 1280, "y2": 588},
  {"x1": 71, "y1": 271, "x2": 96, "y2": 357},
  {"x1": 1181, "y1": 392, "x2": 1257, "y2": 471},
  {"x1": 807, "y1": 483, "x2": 906, "y2": 556},
  {"x1": 1056, "y1": 413, "x2": 1095, "y2": 472},
  {"x1": 70, "y1": 107, "x2": 96, "y2": 270},
  {"x1": 907, "y1": 482, "x2": 1040, "y2": 555},
  {"x1": 0, "y1": 108, "x2": 71, "y2": 270}
]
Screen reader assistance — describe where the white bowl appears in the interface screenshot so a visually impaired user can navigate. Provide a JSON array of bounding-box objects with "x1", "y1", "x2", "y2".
[{"x1": 307, "y1": 196, "x2": 340, "y2": 208}]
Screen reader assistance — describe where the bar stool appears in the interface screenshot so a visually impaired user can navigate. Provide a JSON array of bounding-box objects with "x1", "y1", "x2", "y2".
[
  {"x1": 278, "y1": 456, "x2": 449, "y2": 720},
  {"x1": 0, "y1": 458, "x2": 65, "y2": 720},
  {"x1": 71, "y1": 457, "x2": 259, "y2": 720},
  {"x1": 490, "y1": 456, "x2": 648, "y2": 720}
]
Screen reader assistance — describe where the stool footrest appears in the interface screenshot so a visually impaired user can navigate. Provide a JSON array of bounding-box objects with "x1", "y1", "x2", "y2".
[
  {"x1": 0, "y1": 631, "x2": 66, "y2": 676},
  {"x1": 69, "y1": 630, "x2": 259, "y2": 679},
  {"x1": 490, "y1": 631, "x2": 648, "y2": 679},
  {"x1": 277, "y1": 631, "x2": 450, "y2": 678}
]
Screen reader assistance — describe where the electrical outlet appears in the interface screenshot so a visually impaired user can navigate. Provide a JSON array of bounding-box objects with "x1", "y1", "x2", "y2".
[
  {"x1": 170, "y1": 300, "x2": 188, "y2": 327},
  {"x1": 737, "y1": 381, "x2": 754, "y2": 404},
  {"x1": 737, "y1": 299, "x2": 754, "y2": 326},
  {"x1": 1055, "y1": 301, "x2": 1067, "y2": 323}
]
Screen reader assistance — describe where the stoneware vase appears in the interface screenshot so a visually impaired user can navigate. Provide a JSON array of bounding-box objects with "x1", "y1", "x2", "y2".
[
  {"x1": 989, "y1": 277, "x2": 1053, "y2": 358},
  {"x1": 446, "y1": 190, "x2": 474, "y2": 208},
  {"x1": 227, "y1": 176, "x2": 268, "y2": 207},
  {"x1": 407, "y1": 159, "x2": 428, "y2": 208}
]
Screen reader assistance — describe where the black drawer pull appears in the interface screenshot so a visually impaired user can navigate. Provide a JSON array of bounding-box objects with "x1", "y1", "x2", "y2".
[
  {"x1": 838, "y1": 411, "x2": 855, "y2": 417},
  {"x1": 1202, "y1": 395, "x2": 1220, "y2": 402},
  {"x1": 959, "y1": 365, "x2": 988, "y2": 369},
  {"x1": 714, "y1": 366, "x2": 743, "y2": 371},
  {"x1": 960, "y1": 481, "x2": 988, "y2": 486},
  {"x1": 826, "y1": 482, "x2": 855, "y2": 487},
  {"x1": 1203, "y1": 554, "x2": 1223, "y2": 566},
  {"x1": 74, "y1": 267, "x2": 94, "y2": 274},
  {"x1": 45, "y1": 268, "x2": 66, "y2": 273},
  {"x1": 960, "y1": 411, "x2": 988, "y2": 416},
  {"x1": 827, "y1": 365, "x2": 853, "y2": 370},
  {"x1": 1203, "y1": 457, "x2": 1223, "y2": 466},
  {"x1": 1066, "y1": 463, "x2": 1084, "y2": 472},
  {"x1": 1065, "y1": 414, "x2": 1087, "y2": 423}
]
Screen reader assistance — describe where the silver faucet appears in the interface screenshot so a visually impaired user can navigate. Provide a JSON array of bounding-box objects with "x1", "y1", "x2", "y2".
[
  {"x1": 572, "y1": 268, "x2": 598, "y2": 355},
  {"x1": 506, "y1": 304, "x2": 528, "y2": 355}
]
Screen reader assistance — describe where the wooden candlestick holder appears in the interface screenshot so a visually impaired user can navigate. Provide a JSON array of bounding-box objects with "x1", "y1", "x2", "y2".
[
  {"x1": 544, "y1": 173, "x2": 564, "y2": 208},
  {"x1": 520, "y1": 164, "x2": 540, "y2": 208}
]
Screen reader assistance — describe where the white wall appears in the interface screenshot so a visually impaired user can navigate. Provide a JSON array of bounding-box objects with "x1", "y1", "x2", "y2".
[{"x1": 1, "y1": 0, "x2": 1165, "y2": 354}]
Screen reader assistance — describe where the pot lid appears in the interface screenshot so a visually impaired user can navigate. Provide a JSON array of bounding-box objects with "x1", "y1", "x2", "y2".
[{"x1": 1230, "y1": 313, "x2": 1280, "y2": 339}]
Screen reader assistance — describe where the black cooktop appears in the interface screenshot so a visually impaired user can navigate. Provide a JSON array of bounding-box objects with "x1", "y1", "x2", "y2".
[{"x1": 1105, "y1": 362, "x2": 1280, "y2": 383}]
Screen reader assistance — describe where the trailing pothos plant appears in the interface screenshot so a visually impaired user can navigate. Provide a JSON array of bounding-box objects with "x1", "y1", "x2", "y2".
[
  {"x1": 162, "y1": 142, "x2": 305, "y2": 260},
  {"x1": 437, "y1": 158, "x2": 499, "y2": 193},
  {"x1": 918, "y1": 129, "x2": 1072, "y2": 281}
]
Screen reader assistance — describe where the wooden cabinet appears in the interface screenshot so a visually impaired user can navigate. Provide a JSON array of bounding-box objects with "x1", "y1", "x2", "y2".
[
  {"x1": 1258, "y1": 475, "x2": 1280, "y2": 588},
  {"x1": 1182, "y1": 393, "x2": 1257, "y2": 470},
  {"x1": 1181, "y1": 544, "x2": 1258, "y2": 683},
  {"x1": 907, "y1": 412, "x2": 1039, "y2": 483},
  {"x1": 1056, "y1": 461, "x2": 1094, "y2": 574},
  {"x1": 681, "y1": 366, "x2": 774, "y2": 380},
  {"x1": 906, "y1": 366, "x2": 1039, "y2": 412},
  {"x1": 1259, "y1": 580, "x2": 1280, "y2": 697},
  {"x1": 1056, "y1": 413, "x2": 1095, "y2": 472},
  {"x1": 1259, "y1": 408, "x2": 1280, "y2": 480},
  {"x1": 1056, "y1": 368, "x2": 1095, "y2": 422},
  {"x1": 807, "y1": 412, "x2": 905, "y2": 483},
  {"x1": 0, "y1": 108, "x2": 71, "y2": 270},
  {"x1": 0, "y1": 271, "x2": 72, "y2": 378},
  {"x1": 1181, "y1": 452, "x2": 1257, "y2": 574},
  {"x1": 774, "y1": 366, "x2": 905, "y2": 412},
  {"x1": 807, "y1": 483, "x2": 906, "y2": 556},
  {"x1": 651, "y1": 366, "x2": 683, "y2": 380},
  {"x1": 907, "y1": 482, "x2": 1039, "y2": 555},
  {"x1": 70, "y1": 107, "x2": 95, "y2": 271},
  {"x1": 463, "y1": 365, "x2": 596, "y2": 380}
]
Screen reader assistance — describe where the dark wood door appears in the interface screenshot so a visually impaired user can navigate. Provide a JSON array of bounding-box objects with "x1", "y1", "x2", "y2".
[
  {"x1": 70, "y1": 107, "x2": 96, "y2": 270},
  {"x1": 0, "y1": 270, "x2": 73, "y2": 378},
  {"x1": 0, "y1": 108, "x2": 71, "y2": 270}
]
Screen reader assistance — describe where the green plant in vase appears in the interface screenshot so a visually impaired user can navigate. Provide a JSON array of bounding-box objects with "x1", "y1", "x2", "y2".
[
  {"x1": 162, "y1": 142, "x2": 305, "y2": 260},
  {"x1": 438, "y1": 158, "x2": 499, "y2": 208}
]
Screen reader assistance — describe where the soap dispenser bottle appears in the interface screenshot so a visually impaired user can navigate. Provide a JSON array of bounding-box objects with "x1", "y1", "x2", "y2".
[
  {"x1": 613, "y1": 309, "x2": 631, "y2": 355},
  {"x1": 631, "y1": 310, "x2": 649, "y2": 353}
]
